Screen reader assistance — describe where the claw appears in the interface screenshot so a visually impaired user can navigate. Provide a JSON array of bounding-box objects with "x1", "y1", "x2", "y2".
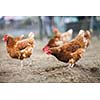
[
  {"x1": 68, "y1": 58, "x2": 75, "y2": 68},
  {"x1": 68, "y1": 63, "x2": 75, "y2": 68},
  {"x1": 70, "y1": 64, "x2": 75, "y2": 68}
]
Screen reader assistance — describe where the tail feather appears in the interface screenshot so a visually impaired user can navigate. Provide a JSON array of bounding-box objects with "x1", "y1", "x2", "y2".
[
  {"x1": 28, "y1": 32, "x2": 34, "y2": 38},
  {"x1": 78, "y1": 30, "x2": 85, "y2": 35},
  {"x1": 20, "y1": 34, "x2": 24, "y2": 39},
  {"x1": 61, "y1": 29, "x2": 73, "y2": 41},
  {"x1": 67, "y1": 29, "x2": 73, "y2": 34}
]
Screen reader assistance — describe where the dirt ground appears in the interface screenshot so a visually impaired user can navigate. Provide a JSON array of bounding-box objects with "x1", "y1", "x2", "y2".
[{"x1": 0, "y1": 37, "x2": 100, "y2": 83}]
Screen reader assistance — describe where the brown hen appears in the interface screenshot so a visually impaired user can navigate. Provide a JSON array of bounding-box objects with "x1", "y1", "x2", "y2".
[{"x1": 43, "y1": 30, "x2": 91, "y2": 68}]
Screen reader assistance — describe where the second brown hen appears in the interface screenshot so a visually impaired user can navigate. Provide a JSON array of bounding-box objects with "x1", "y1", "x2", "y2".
[{"x1": 43, "y1": 28, "x2": 73, "y2": 51}]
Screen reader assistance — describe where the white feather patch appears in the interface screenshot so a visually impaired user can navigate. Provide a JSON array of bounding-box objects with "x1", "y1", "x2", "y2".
[{"x1": 67, "y1": 29, "x2": 73, "y2": 34}]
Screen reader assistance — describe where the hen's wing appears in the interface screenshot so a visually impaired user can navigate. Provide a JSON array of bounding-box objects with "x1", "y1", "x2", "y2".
[
  {"x1": 15, "y1": 39, "x2": 31, "y2": 50},
  {"x1": 15, "y1": 32, "x2": 34, "y2": 50},
  {"x1": 14, "y1": 34, "x2": 24, "y2": 42}
]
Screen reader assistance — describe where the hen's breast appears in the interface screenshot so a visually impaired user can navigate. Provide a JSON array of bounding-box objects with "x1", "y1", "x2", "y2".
[{"x1": 53, "y1": 52, "x2": 71, "y2": 63}]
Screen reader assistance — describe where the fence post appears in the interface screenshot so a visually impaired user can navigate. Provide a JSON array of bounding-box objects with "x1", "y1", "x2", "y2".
[
  {"x1": 90, "y1": 16, "x2": 94, "y2": 33},
  {"x1": 39, "y1": 16, "x2": 43, "y2": 40}
]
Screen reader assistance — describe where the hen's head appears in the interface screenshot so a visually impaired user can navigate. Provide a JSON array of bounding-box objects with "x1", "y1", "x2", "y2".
[{"x1": 2, "y1": 34, "x2": 9, "y2": 42}]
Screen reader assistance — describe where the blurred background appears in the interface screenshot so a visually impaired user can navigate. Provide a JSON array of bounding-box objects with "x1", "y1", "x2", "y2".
[{"x1": 0, "y1": 16, "x2": 100, "y2": 40}]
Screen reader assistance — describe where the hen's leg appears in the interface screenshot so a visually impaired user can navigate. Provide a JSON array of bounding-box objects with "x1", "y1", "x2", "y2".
[
  {"x1": 21, "y1": 60, "x2": 23, "y2": 68},
  {"x1": 29, "y1": 48, "x2": 33, "y2": 66},
  {"x1": 68, "y1": 48, "x2": 85, "y2": 68},
  {"x1": 29, "y1": 57, "x2": 32, "y2": 66}
]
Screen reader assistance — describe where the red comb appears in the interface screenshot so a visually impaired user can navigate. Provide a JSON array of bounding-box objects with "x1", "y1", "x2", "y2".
[
  {"x1": 53, "y1": 28, "x2": 58, "y2": 33},
  {"x1": 2, "y1": 34, "x2": 8, "y2": 42},
  {"x1": 42, "y1": 46, "x2": 52, "y2": 55}
]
